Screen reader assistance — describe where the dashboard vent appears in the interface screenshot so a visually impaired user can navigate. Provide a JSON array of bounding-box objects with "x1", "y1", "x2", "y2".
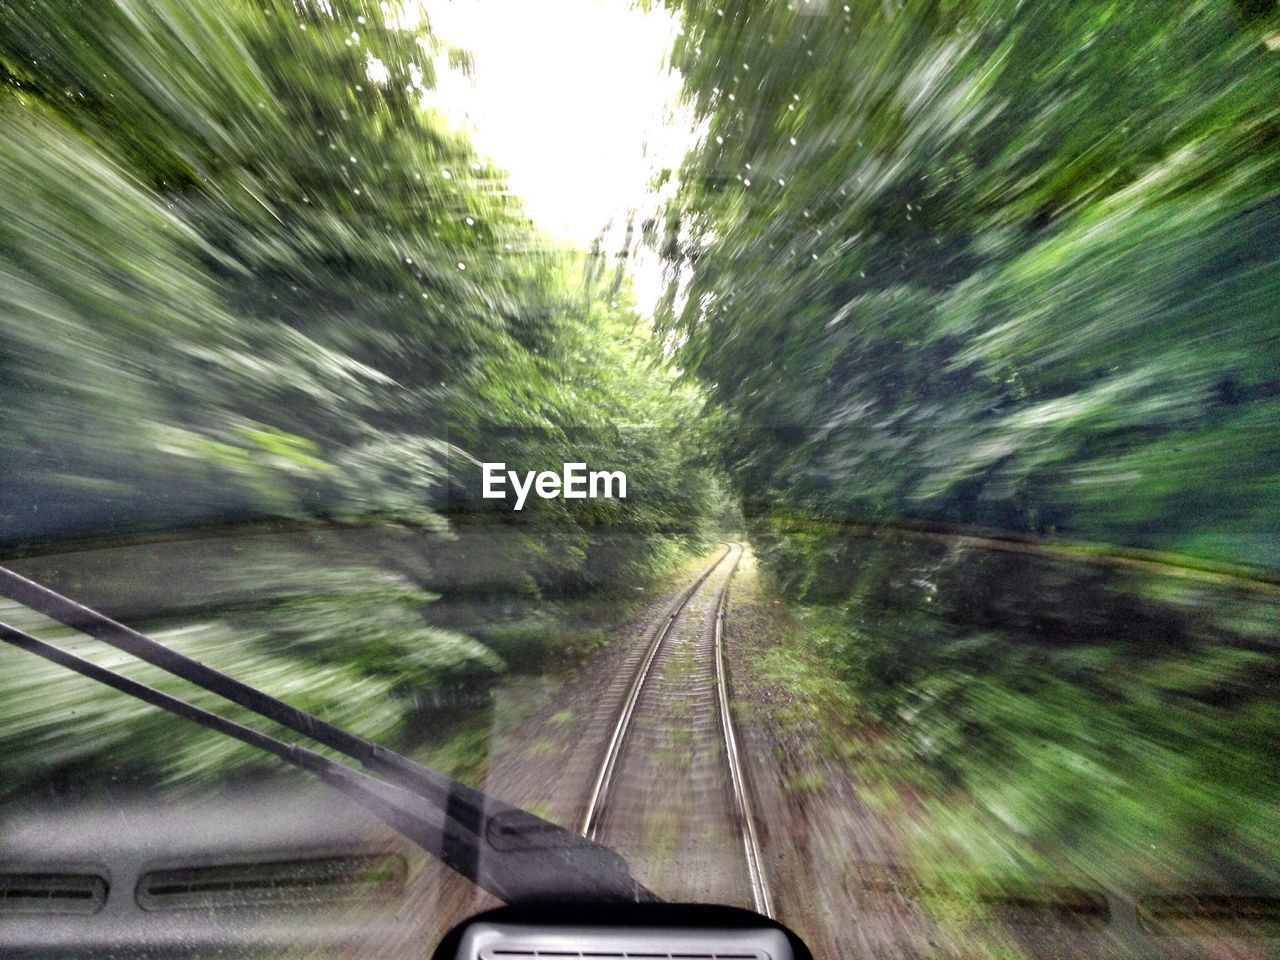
[
  {"x1": 0, "y1": 872, "x2": 108, "y2": 915},
  {"x1": 857, "y1": 863, "x2": 1109, "y2": 925},
  {"x1": 1138, "y1": 893, "x2": 1280, "y2": 938},
  {"x1": 136, "y1": 852, "x2": 406, "y2": 911}
]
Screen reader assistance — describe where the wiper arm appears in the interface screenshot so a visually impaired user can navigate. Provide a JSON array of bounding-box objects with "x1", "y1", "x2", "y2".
[
  {"x1": 0, "y1": 623, "x2": 480, "y2": 876},
  {"x1": 0, "y1": 565, "x2": 657, "y2": 905}
]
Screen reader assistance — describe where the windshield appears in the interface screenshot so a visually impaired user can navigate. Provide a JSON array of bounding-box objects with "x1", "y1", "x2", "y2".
[{"x1": 1, "y1": 1, "x2": 1278, "y2": 958}]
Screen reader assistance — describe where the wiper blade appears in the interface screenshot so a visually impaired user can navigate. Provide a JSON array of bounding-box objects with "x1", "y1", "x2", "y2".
[
  {"x1": 0, "y1": 565, "x2": 657, "y2": 905},
  {"x1": 0, "y1": 623, "x2": 474, "y2": 873}
]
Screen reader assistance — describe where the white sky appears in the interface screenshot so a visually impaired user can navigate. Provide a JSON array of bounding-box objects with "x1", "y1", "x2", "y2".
[{"x1": 416, "y1": 0, "x2": 695, "y2": 312}]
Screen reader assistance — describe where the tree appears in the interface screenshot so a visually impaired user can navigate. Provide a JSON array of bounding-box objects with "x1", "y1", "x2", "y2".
[{"x1": 658, "y1": 0, "x2": 1280, "y2": 568}]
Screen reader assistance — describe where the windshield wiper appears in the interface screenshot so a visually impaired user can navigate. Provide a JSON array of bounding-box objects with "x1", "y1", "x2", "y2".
[{"x1": 0, "y1": 565, "x2": 657, "y2": 905}]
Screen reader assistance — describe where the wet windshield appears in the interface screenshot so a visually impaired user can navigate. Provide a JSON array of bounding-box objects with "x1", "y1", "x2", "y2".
[{"x1": 1, "y1": 1, "x2": 1278, "y2": 957}]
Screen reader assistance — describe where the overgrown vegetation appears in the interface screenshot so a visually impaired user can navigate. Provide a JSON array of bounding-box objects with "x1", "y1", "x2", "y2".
[
  {"x1": 746, "y1": 531, "x2": 1280, "y2": 895},
  {"x1": 660, "y1": 0, "x2": 1280, "y2": 902},
  {"x1": 0, "y1": 0, "x2": 722, "y2": 793},
  {"x1": 660, "y1": 0, "x2": 1280, "y2": 568},
  {"x1": 2, "y1": 0, "x2": 1277, "y2": 917}
]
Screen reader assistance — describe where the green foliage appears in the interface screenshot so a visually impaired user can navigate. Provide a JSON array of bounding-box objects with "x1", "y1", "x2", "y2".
[
  {"x1": 0, "y1": 0, "x2": 721, "y2": 791},
  {"x1": 0, "y1": 0, "x2": 718, "y2": 566},
  {"x1": 0, "y1": 559, "x2": 493, "y2": 787},
  {"x1": 659, "y1": 0, "x2": 1280, "y2": 568},
  {"x1": 756, "y1": 532, "x2": 1280, "y2": 890},
  {"x1": 653, "y1": 0, "x2": 1280, "y2": 891}
]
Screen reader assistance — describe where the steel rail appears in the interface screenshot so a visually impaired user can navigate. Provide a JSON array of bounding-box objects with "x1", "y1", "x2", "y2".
[
  {"x1": 580, "y1": 540, "x2": 774, "y2": 918},
  {"x1": 578, "y1": 542, "x2": 735, "y2": 840},
  {"x1": 711, "y1": 544, "x2": 772, "y2": 917}
]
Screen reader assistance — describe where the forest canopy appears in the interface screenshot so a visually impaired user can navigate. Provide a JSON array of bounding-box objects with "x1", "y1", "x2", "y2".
[
  {"x1": 658, "y1": 0, "x2": 1280, "y2": 571},
  {"x1": 0, "y1": 0, "x2": 721, "y2": 588}
]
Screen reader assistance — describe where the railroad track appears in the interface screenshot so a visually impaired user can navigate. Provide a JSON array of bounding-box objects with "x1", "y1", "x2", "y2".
[
  {"x1": 712, "y1": 546, "x2": 772, "y2": 917},
  {"x1": 579, "y1": 541, "x2": 772, "y2": 916}
]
